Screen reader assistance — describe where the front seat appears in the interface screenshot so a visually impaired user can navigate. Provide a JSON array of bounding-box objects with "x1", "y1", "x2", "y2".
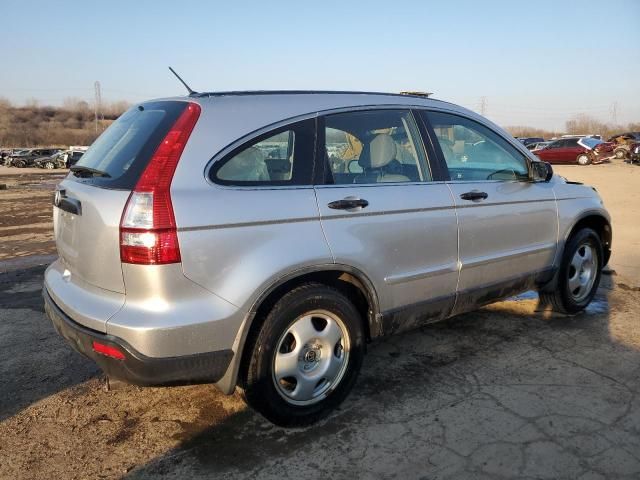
[{"x1": 355, "y1": 134, "x2": 410, "y2": 183}]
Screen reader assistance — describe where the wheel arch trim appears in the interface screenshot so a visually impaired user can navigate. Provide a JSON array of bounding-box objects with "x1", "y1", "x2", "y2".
[
  {"x1": 560, "y1": 209, "x2": 612, "y2": 266},
  {"x1": 215, "y1": 263, "x2": 381, "y2": 394}
]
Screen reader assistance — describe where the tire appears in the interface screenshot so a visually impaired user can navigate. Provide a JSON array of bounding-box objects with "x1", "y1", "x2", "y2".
[
  {"x1": 577, "y1": 154, "x2": 591, "y2": 166},
  {"x1": 241, "y1": 283, "x2": 365, "y2": 426},
  {"x1": 14, "y1": 160, "x2": 26, "y2": 168},
  {"x1": 44, "y1": 161, "x2": 54, "y2": 169},
  {"x1": 539, "y1": 228, "x2": 603, "y2": 314},
  {"x1": 614, "y1": 148, "x2": 626, "y2": 159}
]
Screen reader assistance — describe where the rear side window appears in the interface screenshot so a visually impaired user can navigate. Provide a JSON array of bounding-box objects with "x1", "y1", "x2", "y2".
[
  {"x1": 322, "y1": 109, "x2": 430, "y2": 185},
  {"x1": 210, "y1": 118, "x2": 315, "y2": 186},
  {"x1": 71, "y1": 101, "x2": 188, "y2": 189}
]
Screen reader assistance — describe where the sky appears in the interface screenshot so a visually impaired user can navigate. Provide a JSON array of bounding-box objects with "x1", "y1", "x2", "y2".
[{"x1": 1, "y1": 0, "x2": 639, "y2": 130}]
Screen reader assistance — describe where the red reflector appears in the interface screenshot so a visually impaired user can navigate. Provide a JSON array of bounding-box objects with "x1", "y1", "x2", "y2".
[{"x1": 92, "y1": 341, "x2": 126, "y2": 360}]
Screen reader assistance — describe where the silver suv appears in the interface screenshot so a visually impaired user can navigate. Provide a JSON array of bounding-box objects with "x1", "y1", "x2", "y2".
[{"x1": 44, "y1": 91, "x2": 612, "y2": 426}]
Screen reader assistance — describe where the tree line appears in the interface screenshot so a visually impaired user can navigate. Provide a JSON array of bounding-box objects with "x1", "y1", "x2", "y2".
[{"x1": 0, "y1": 97, "x2": 130, "y2": 148}]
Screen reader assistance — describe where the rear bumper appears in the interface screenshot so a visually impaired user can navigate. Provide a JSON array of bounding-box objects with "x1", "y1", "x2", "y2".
[{"x1": 44, "y1": 287, "x2": 233, "y2": 386}]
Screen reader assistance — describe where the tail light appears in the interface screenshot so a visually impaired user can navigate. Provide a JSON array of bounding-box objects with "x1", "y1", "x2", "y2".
[{"x1": 120, "y1": 103, "x2": 201, "y2": 264}]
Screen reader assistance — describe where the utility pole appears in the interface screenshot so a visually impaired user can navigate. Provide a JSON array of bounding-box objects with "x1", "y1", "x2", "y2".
[
  {"x1": 611, "y1": 101, "x2": 618, "y2": 124},
  {"x1": 94, "y1": 81, "x2": 102, "y2": 134},
  {"x1": 480, "y1": 96, "x2": 487, "y2": 116}
]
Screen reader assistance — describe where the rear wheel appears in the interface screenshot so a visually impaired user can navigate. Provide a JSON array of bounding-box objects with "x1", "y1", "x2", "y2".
[
  {"x1": 577, "y1": 154, "x2": 591, "y2": 166},
  {"x1": 241, "y1": 283, "x2": 364, "y2": 426},
  {"x1": 13, "y1": 159, "x2": 26, "y2": 168},
  {"x1": 614, "y1": 148, "x2": 626, "y2": 159},
  {"x1": 539, "y1": 228, "x2": 602, "y2": 314}
]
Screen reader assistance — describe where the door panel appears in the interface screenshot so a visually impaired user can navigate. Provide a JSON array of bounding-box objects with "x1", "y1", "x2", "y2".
[
  {"x1": 447, "y1": 181, "x2": 557, "y2": 291},
  {"x1": 317, "y1": 109, "x2": 459, "y2": 332},
  {"x1": 316, "y1": 184, "x2": 458, "y2": 315},
  {"x1": 560, "y1": 146, "x2": 574, "y2": 163},
  {"x1": 422, "y1": 110, "x2": 558, "y2": 311}
]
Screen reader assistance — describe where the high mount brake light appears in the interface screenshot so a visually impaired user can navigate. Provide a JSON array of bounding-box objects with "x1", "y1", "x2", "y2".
[{"x1": 120, "y1": 103, "x2": 201, "y2": 265}]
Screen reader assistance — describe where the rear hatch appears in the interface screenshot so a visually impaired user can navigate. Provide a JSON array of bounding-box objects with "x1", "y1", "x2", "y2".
[{"x1": 54, "y1": 100, "x2": 190, "y2": 294}]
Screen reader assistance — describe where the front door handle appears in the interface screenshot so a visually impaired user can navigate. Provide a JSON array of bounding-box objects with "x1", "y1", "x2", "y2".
[
  {"x1": 328, "y1": 197, "x2": 369, "y2": 210},
  {"x1": 460, "y1": 190, "x2": 488, "y2": 201}
]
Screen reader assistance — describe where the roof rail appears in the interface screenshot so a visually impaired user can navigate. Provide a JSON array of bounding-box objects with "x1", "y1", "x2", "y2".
[
  {"x1": 399, "y1": 91, "x2": 433, "y2": 98},
  {"x1": 190, "y1": 90, "x2": 436, "y2": 99}
]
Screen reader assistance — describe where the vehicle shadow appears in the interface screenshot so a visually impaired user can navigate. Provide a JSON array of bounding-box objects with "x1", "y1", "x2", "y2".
[
  {"x1": 0, "y1": 265, "x2": 99, "y2": 421},
  {"x1": 125, "y1": 276, "x2": 640, "y2": 479}
]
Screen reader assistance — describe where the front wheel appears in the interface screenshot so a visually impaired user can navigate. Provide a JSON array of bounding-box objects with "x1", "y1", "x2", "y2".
[
  {"x1": 539, "y1": 228, "x2": 603, "y2": 314},
  {"x1": 241, "y1": 283, "x2": 365, "y2": 426},
  {"x1": 44, "y1": 161, "x2": 55, "y2": 169},
  {"x1": 614, "y1": 148, "x2": 626, "y2": 159},
  {"x1": 577, "y1": 154, "x2": 591, "y2": 166}
]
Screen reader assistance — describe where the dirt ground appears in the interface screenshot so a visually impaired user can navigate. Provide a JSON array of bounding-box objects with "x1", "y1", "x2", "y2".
[
  {"x1": 0, "y1": 161, "x2": 639, "y2": 479},
  {"x1": 0, "y1": 166, "x2": 64, "y2": 263}
]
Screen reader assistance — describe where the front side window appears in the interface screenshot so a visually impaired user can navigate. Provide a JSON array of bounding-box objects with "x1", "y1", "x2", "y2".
[
  {"x1": 323, "y1": 110, "x2": 430, "y2": 184},
  {"x1": 424, "y1": 111, "x2": 529, "y2": 182},
  {"x1": 210, "y1": 119, "x2": 314, "y2": 186}
]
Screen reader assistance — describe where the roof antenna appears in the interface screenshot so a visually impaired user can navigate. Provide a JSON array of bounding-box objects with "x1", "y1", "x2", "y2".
[{"x1": 168, "y1": 66, "x2": 198, "y2": 96}]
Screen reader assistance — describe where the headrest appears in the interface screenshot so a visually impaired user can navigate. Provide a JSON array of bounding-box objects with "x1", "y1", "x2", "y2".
[{"x1": 369, "y1": 134, "x2": 397, "y2": 169}]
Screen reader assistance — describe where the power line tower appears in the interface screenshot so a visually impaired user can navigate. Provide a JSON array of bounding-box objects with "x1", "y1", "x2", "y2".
[
  {"x1": 611, "y1": 101, "x2": 618, "y2": 124},
  {"x1": 94, "y1": 81, "x2": 102, "y2": 134},
  {"x1": 479, "y1": 96, "x2": 487, "y2": 116}
]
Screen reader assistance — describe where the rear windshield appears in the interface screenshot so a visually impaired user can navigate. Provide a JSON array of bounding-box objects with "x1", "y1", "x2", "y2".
[
  {"x1": 578, "y1": 137, "x2": 604, "y2": 150},
  {"x1": 70, "y1": 101, "x2": 188, "y2": 189}
]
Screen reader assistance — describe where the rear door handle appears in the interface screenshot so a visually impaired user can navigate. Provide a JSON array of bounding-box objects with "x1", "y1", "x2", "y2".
[
  {"x1": 328, "y1": 197, "x2": 369, "y2": 210},
  {"x1": 460, "y1": 190, "x2": 488, "y2": 201}
]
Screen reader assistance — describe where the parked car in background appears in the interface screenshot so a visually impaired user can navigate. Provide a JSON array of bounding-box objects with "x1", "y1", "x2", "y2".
[
  {"x1": 10, "y1": 148, "x2": 64, "y2": 168},
  {"x1": 607, "y1": 132, "x2": 640, "y2": 159},
  {"x1": 577, "y1": 137, "x2": 615, "y2": 164},
  {"x1": 4, "y1": 148, "x2": 31, "y2": 166},
  {"x1": 44, "y1": 91, "x2": 611, "y2": 426},
  {"x1": 533, "y1": 137, "x2": 612, "y2": 165},
  {"x1": 0, "y1": 149, "x2": 13, "y2": 164},
  {"x1": 34, "y1": 149, "x2": 85, "y2": 169},
  {"x1": 628, "y1": 142, "x2": 640, "y2": 165},
  {"x1": 527, "y1": 141, "x2": 552, "y2": 151},
  {"x1": 517, "y1": 137, "x2": 545, "y2": 147},
  {"x1": 64, "y1": 149, "x2": 85, "y2": 167}
]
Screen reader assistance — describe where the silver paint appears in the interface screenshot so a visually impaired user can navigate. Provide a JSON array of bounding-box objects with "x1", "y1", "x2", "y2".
[{"x1": 43, "y1": 92, "x2": 611, "y2": 395}]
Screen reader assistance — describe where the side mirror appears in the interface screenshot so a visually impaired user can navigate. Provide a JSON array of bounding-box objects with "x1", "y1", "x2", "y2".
[{"x1": 531, "y1": 161, "x2": 553, "y2": 182}]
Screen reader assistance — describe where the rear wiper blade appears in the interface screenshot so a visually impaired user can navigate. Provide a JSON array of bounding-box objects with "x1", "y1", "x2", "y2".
[{"x1": 70, "y1": 165, "x2": 111, "y2": 178}]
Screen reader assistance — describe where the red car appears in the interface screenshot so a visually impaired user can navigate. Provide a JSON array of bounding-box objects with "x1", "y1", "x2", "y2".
[{"x1": 533, "y1": 137, "x2": 614, "y2": 165}]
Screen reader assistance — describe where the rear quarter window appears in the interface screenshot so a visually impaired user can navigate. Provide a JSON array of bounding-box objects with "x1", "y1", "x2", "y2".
[
  {"x1": 209, "y1": 118, "x2": 315, "y2": 186},
  {"x1": 70, "y1": 101, "x2": 188, "y2": 189}
]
